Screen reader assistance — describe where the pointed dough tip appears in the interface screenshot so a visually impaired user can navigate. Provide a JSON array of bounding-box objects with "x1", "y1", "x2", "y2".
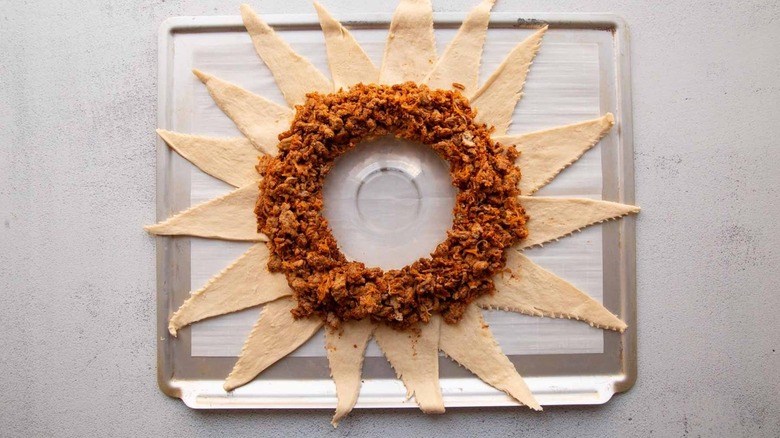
[
  {"x1": 519, "y1": 197, "x2": 640, "y2": 249},
  {"x1": 239, "y1": 3, "x2": 253, "y2": 15},
  {"x1": 144, "y1": 184, "x2": 266, "y2": 241},
  {"x1": 313, "y1": 0, "x2": 338, "y2": 29},
  {"x1": 192, "y1": 68, "x2": 212, "y2": 83},
  {"x1": 223, "y1": 380, "x2": 237, "y2": 392},
  {"x1": 144, "y1": 220, "x2": 173, "y2": 236},
  {"x1": 325, "y1": 319, "x2": 375, "y2": 425},
  {"x1": 330, "y1": 409, "x2": 348, "y2": 428},
  {"x1": 421, "y1": 404, "x2": 446, "y2": 414},
  {"x1": 439, "y1": 306, "x2": 540, "y2": 410},
  {"x1": 313, "y1": 1, "x2": 338, "y2": 30},
  {"x1": 524, "y1": 220, "x2": 616, "y2": 249},
  {"x1": 240, "y1": 3, "x2": 266, "y2": 29},
  {"x1": 535, "y1": 26, "x2": 548, "y2": 43},
  {"x1": 224, "y1": 370, "x2": 250, "y2": 392},
  {"x1": 528, "y1": 25, "x2": 548, "y2": 47}
]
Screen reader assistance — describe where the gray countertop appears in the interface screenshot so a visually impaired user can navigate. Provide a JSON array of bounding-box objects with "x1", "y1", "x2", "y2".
[{"x1": 2, "y1": 0, "x2": 779, "y2": 436}]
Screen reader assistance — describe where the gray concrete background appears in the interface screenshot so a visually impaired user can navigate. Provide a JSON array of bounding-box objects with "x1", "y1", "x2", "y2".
[{"x1": 1, "y1": 0, "x2": 779, "y2": 436}]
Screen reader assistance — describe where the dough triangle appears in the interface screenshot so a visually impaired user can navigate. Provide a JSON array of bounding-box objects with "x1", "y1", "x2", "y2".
[
  {"x1": 439, "y1": 305, "x2": 541, "y2": 410},
  {"x1": 424, "y1": 0, "x2": 494, "y2": 95},
  {"x1": 314, "y1": 1, "x2": 379, "y2": 90},
  {"x1": 478, "y1": 251, "x2": 627, "y2": 331},
  {"x1": 325, "y1": 319, "x2": 376, "y2": 427},
  {"x1": 224, "y1": 297, "x2": 323, "y2": 391},
  {"x1": 379, "y1": 0, "x2": 437, "y2": 84},
  {"x1": 374, "y1": 317, "x2": 445, "y2": 414},
  {"x1": 145, "y1": 183, "x2": 266, "y2": 242},
  {"x1": 240, "y1": 4, "x2": 332, "y2": 105},
  {"x1": 168, "y1": 244, "x2": 291, "y2": 336},
  {"x1": 471, "y1": 26, "x2": 547, "y2": 135},
  {"x1": 157, "y1": 130, "x2": 261, "y2": 188},
  {"x1": 518, "y1": 196, "x2": 639, "y2": 249},
  {"x1": 192, "y1": 69, "x2": 291, "y2": 153},
  {"x1": 494, "y1": 114, "x2": 614, "y2": 194}
]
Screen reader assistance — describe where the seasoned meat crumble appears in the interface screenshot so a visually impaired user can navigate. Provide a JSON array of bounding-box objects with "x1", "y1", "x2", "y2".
[{"x1": 255, "y1": 82, "x2": 527, "y2": 330}]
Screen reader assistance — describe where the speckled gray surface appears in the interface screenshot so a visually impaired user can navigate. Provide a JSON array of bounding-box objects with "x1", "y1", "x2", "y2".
[{"x1": 2, "y1": 0, "x2": 779, "y2": 436}]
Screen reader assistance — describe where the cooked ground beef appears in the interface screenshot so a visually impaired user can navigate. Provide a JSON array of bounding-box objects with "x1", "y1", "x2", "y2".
[{"x1": 255, "y1": 82, "x2": 527, "y2": 330}]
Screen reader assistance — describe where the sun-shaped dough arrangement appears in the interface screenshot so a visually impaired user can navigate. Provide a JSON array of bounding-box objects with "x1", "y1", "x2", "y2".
[{"x1": 147, "y1": 0, "x2": 639, "y2": 427}]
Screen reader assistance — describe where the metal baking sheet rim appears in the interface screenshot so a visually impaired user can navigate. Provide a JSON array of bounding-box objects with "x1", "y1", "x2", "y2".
[{"x1": 154, "y1": 12, "x2": 636, "y2": 409}]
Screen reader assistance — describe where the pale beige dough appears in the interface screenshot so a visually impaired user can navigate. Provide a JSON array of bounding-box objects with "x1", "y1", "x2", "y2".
[
  {"x1": 145, "y1": 183, "x2": 267, "y2": 242},
  {"x1": 168, "y1": 243, "x2": 292, "y2": 336},
  {"x1": 224, "y1": 297, "x2": 323, "y2": 391},
  {"x1": 374, "y1": 316, "x2": 445, "y2": 414},
  {"x1": 193, "y1": 69, "x2": 292, "y2": 153},
  {"x1": 494, "y1": 113, "x2": 615, "y2": 195},
  {"x1": 314, "y1": 1, "x2": 379, "y2": 91},
  {"x1": 518, "y1": 196, "x2": 640, "y2": 249},
  {"x1": 240, "y1": 4, "x2": 332, "y2": 106},
  {"x1": 439, "y1": 305, "x2": 541, "y2": 410},
  {"x1": 470, "y1": 26, "x2": 547, "y2": 135},
  {"x1": 157, "y1": 130, "x2": 262, "y2": 188},
  {"x1": 479, "y1": 251, "x2": 627, "y2": 331},
  {"x1": 379, "y1": 0, "x2": 437, "y2": 84},
  {"x1": 424, "y1": 0, "x2": 494, "y2": 95},
  {"x1": 325, "y1": 319, "x2": 376, "y2": 427}
]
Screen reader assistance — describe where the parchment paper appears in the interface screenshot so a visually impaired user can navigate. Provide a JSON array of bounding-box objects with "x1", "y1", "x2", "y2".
[{"x1": 176, "y1": 26, "x2": 605, "y2": 357}]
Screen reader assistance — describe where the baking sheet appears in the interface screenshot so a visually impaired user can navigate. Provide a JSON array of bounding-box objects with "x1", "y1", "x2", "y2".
[{"x1": 155, "y1": 11, "x2": 636, "y2": 409}]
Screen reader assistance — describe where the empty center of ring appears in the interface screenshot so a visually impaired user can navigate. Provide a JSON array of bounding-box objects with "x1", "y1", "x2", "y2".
[
  {"x1": 356, "y1": 167, "x2": 421, "y2": 231},
  {"x1": 322, "y1": 135, "x2": 457, "y2": 270}
]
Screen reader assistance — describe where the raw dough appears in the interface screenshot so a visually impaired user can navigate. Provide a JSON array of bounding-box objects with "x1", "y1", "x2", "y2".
[
  {"x1": 314, "y1": 1, "x2": 379, "y2": 90},
  {"x1": 439, "y1": 305, "x2": 541, "y2": 410},
  {"x1": 224, "y1": 296, "x2": 323, "y2": 391},
  {"x1": 494, "y1": 113, "x2": 615, "y2": 195},
  {"x1": 193, "y1": 69, "x2": 292, "y2": 153},
  {"x1": 145, "y1": 183, "x2": 267, "y2": 241},
  {"x1": 374, "y1": 317, "x2": 445, "y2": 413},
  {"x1": 471, "y1": 26, "x2": 547, "y2": 135},
  {"x1": 518, "y1": 196, "x2": 640, "y2": 249},
  {"x1": 379, "y1": 0, "x2": 437, "y2": 84},
  {"x1": 424, "y1": 0, "x2": 494, "y2": 95},
  {"x1": 157, "y1": 130, "x2": 262, "y2": 187},
  {"x1": 240, "y1": 4, "x2": 332, "y2": 106},
  {"x1": 325, "y1": 319, "x2": 376, "y2": 426},
  {"x1": 168, "y1": 243, "x2": 292, "y2": 336},
  {"x1": 479, "y1": 251, "x2": 627, "y2": 331}
]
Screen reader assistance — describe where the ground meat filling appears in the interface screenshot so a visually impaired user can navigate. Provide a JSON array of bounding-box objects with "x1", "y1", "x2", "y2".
[{"x1": 255, "y1": 82, "x2": 527, "y2": 330}]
